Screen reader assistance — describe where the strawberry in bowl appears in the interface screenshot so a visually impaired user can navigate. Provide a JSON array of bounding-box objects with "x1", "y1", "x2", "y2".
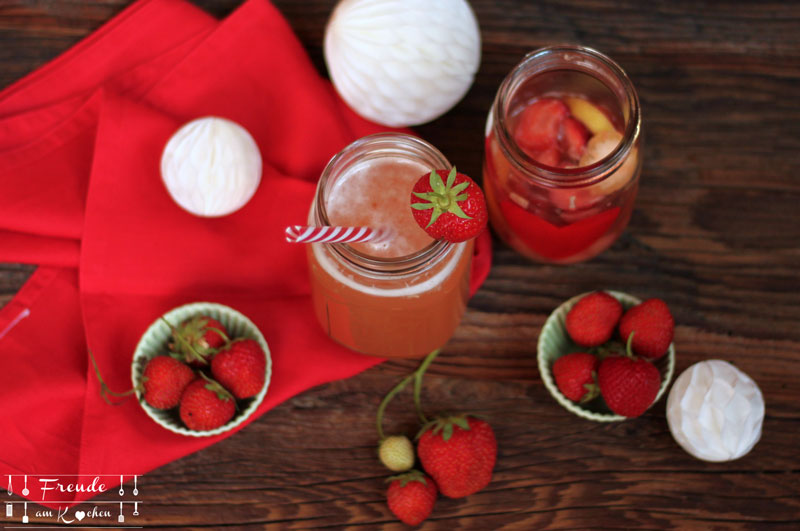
[{"x1": 131, "y1": 302, "x2": 271, "y2": 436}]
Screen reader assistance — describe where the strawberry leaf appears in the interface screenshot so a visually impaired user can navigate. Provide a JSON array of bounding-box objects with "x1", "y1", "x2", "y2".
[
  {"x1": 452, "y1": 416, "x2": 470, "y2": 431},
  {"x1": 199, "y1": 372, "x2": 233, "y2": 402},
  {"x1": 442, "y1": 423, "x2": 454, "y2": 441},
  {"x1": 580, "y1": 373, "x2": 600, "y2": 403},
  {"x1": 386, "y1": 469, "x2": 427, "y2": 487},
  {"x1": 206, "y1": 326, "x2": 230, "y2": 344},
  {"x1": 430, "y1": 170, "x2": 446, "y2": 195},
  {"x1": 427, "y1": 209, "x2": 443, "y2": 228},
  {"x1": 411, "y1": 203, "x2": 436, "y2": 210},
  {"x1": 449, "y1": 202, "x2": 472, "y2": 220},
  {"x1": 412, "y1": 191, "x2": 437, "y2": 201},
  {"x1": 450, "y1": 181, "x2": 470, "y2": 195},
  {"x1": 445, "y1": 166, "x2": 457, "y2": 188}
]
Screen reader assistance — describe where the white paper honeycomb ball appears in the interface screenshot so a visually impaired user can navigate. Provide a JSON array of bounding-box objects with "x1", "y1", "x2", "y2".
[
  {"x1": 161, "y1": 117, "x2": 262, "y2": 217},
  {"x1": 324, "y1": 0, "x2": 481, "y2": 127},
  {"x1": 667, "y1": 360, "x2": 764, "y2": 462}
]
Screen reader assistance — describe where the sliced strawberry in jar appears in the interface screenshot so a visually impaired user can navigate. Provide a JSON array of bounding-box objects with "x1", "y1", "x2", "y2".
[
  {"x1": 532, "y1": 146, "x2": 561, "y2": 167},
  {"x1": 560, "y1": 117, "x2": 589, "y2": 162},
  {"x1": 513, "y1": 98, "x2": 569, "y2": 153}
]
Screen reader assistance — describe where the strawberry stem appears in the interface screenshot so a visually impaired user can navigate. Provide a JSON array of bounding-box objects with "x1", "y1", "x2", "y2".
[
  {"x1": 579, "y1": 370, "x2": 600, "y2": 403},
  {"x1": 376, "y1": 350, "x2": 442, "y2": 441},
  {"x1": 199, "y1": 371, "x2": 235, "y2": 403},
  {"x1": 206, "y1": 326, "x2": 230, "y2": 345},
  {"x1": 88, "y1": 350, "x2": 138, "y2": 406},
  {"x1": 376, "y1": 373, "x2": 414, "y2": 441},
  {"x1": 624, "y1": 331, "x2": 636, "y2": 359},
  {"x1": 161, "y1": 317, "x2": 209, "y2": 365},
  {"x1": 413, "y1": 349, "x2": 440, "y2": 424}
]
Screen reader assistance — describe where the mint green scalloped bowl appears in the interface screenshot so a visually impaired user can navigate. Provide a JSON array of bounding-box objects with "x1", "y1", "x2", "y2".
[
  {"x1": 537, "y1": 291, "x2": 675, "y2": 422},
  {"x1": 131, "y1": 302, "x2": 271, "y2": 437}
]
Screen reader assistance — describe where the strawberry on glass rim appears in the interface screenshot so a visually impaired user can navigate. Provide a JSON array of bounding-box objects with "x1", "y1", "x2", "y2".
[{"x1": 410, "y1": 167, "x2": 487, "y2": 243}]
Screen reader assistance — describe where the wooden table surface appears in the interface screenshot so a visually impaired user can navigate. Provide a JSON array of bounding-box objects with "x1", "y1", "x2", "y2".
[{"x1": 2, "y1": 0, "x2": 799, "y2": 529}]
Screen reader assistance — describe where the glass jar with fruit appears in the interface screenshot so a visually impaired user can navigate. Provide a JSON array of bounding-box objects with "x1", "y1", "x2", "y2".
[
  {"x1": 306, "y1": 134, "x2": 475, "y2": 359},
  {"x1": 483, "y1": 45, "x2": 642, "y2": 264}
]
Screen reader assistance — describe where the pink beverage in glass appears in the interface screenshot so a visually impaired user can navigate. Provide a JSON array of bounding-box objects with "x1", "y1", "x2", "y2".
[
  {"x1": 307, "y1": 133, "x2": 473, "y2": 359},
  {"x1": 484, "y1": 45, "x2": 642, "y2": 264}
]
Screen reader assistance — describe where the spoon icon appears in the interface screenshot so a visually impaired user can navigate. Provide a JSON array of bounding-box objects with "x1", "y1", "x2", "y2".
[
  {"x1": 21, "y1": 476, "x2": 29, "y2": 497},
  {"x1": 119, "y1": 475, "x2": 124, "y2": 496},
  {"x1": 6, "y1": 476, "x2": 11, "y2": 496},
  {"x1": 133, "y1": 476, "x2": 138, "y2": 496}
]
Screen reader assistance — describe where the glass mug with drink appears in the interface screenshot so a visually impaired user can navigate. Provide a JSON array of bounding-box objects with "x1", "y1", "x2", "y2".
[
  {"x1": 300, "y1": 133, "x2": 481, "y2": 359},
  {"x1": 483, "y1": 45, "x2": 642, "y2": 264}
]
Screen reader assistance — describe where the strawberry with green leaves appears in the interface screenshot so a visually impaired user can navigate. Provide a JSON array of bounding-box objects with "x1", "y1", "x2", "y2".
[
  {"x1": 386, "y1": 470, "x2": 437, "y2": 526},
  {"x1": 89, "y1": 350, "x2": 193, "y2": 409},
  {"x1": 619, "y1": 298, "x2": 674, "y2": 359},
  {"x1": 210, "y1": 338, "x2": 266, "y2": 399},
  {"x1": 375, "y1": 350, "x2": 497, "y2": 525},
  {"x1": 552, "y1": 352, "x2": 600, "y2": 403},
  {"x1": 166, "y1": 315, "x2": 229, "y2": 367},
  {"x1": 141, "y1": 355, "x2": 195, "y2": 410},
  {"x1": 375, "y1": 351, "x2": 441, "y2": 473},
  {"x1": 179, "y1": 373, "x2": 236, "y2": 431},
  {"x1": 411, "y1": 167, "x2": 487, "y2": 242},
  {"x1": 597, "y1": 334, "x2": 661, "y2": 417},
  {"x1": 416, "y1": 414, "x2": 497, "y2": 499},
  {"x1": 565, "y1": 291, "x2": 623, "y2": 347}
]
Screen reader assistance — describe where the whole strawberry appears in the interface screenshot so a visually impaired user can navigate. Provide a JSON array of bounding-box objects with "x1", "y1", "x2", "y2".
[
  {"x1": 167, "y1": 315, "x2": 229, "y2": 366},
  {"x1": 386, "y1": 470, "x2": 437, "y2": 526},
  {"x1": 417, "y1": 415, "x2": 496, "y2": 498},
  {"x1": 597, "y1": 350, "x2": 661, "y2": 418},
  {"x1": 618, "y1": 298, "x2": 674, "y2": 359},
  {"x1": 179, "y1": 374, "x2": 236, "y2": 431},
  {"x1": 411, "y1": 167, "x2": 487, "y2": 242},
  {"x1": 379, "y1": 435, "x2": 415, "y2": 472},
  {"x1": 552, "y1": 352, "x2": 599, "y2": 402},
  {"x1": 210, "y1": 338, "x2": 266, "y2": 399},
  {"x1": 565, "y1": 291, "x2": 623, "y2": 347},
  {"x1": 142, "y1": 355, "x2": 194, "y2": 409}
]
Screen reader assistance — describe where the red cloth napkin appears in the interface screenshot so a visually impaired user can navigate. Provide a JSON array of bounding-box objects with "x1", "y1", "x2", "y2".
[{"x1": 0, "y1": 0, "x2": 492, "y2": 507}]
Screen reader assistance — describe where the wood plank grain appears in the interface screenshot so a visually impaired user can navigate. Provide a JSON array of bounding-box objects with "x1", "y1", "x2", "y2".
[{"x1": 1, "y1": 0, "x2": 799, "y2": 528}]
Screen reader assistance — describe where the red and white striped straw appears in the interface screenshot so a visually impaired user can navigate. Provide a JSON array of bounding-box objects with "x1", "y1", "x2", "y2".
[{"x1": 285, "y1": 225, "x2": 391, "y2": 244}]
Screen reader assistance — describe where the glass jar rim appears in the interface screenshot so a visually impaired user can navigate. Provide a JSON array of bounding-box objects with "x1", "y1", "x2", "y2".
[
  {"x1": 492, "y1": 44, "x2": 642, "y2": 188},
  {"x1": 314, "y1": 132, "x2": 455, "y2": 276}
]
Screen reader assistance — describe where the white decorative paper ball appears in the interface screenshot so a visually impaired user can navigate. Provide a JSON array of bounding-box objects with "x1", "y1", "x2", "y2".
[
  {"x1": 324, "y1": 0, "x2": 481, "y2": 127},
  {"x1": 667, "y1": 360, "x2": 764, "y2": 462},
  {"x1": 161, "y1": 117, "x2": 262, "y2": 217}
]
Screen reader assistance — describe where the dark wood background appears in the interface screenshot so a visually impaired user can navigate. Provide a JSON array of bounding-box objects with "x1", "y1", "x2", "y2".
[{"x1": 2, "y1": 0, "x2": 799, "y2": 528}]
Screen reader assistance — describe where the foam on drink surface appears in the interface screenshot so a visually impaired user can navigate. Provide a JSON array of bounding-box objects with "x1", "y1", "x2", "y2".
[
  {"x1": 312, "y1": 156, "x2": 467, "y2": 298},
  {"x1": 326, "y1": 158, "x2": 434, "y2": 258}
]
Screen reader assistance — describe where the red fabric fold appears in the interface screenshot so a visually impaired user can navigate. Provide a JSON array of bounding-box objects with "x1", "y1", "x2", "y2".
[{"x1": 0, "y1": 0, "x2": 492, "y2": 507}]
